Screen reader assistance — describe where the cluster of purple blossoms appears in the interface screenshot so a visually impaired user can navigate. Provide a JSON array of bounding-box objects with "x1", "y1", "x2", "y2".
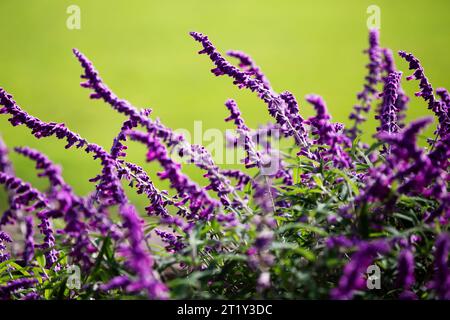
[{"x1": 0, "y1": 87, "x2": 169, "y2": 296}]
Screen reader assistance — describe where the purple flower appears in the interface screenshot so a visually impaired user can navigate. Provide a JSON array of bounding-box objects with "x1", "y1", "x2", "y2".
[
  {"x1": 376, "y1": 71, "x2": 402, "y2": 138},
  {"x1": 331, "y1": 240, "x2": 390, "y2": 300},
  {"x1": 190, "y1": 32, "x2": 271, "y2": 99},
  {"x1": 0, "y1": 172, "x2": 47, "y2": 226},
  {"x1": 14, "y1": 146, "x2": 90, "y2": 241},
  {"x1": 278, "y1": 92, "x2": 311, "y2": 155},
  {"x1": 306, "y1": 94, "x2": 352, "y2": 169},
  {"x1": 254, "y1": 230, "x2": 274, "y2": 251},
  {"x1": 347, "y1": 29, "x2": 383, "y2": 140},
  {"x1": 121, "y1": 161, "x2": 173, "y2": 217},
  {"x1": 154, "y1": 229, "x2": 185, "y2": 253},
  {"x1": 36, "y1": 210, "x2": 59, "y2": 269},
  {"x1": 23, "y1": 216, "x2": 35, "y2": 265},
  {"x1": 0, "y1": 88, "x2": 87, "y2": 149},
  {"x1": 227, "y1": 50, "x2": 272, "y2": 91},
  {"x1": 14, "y1": 147, "x2": 65, "y2": 190},
  {"x1": 343, "y1": 117, "x2": 449, "y2": 221},
  {"x1": 119, "y1": 204, "x2": 169, "y2": 299},
  {"x1": 219, "y1": 169, "x2": 251, "y2": 191},
  {"x1": 217, "y1": 212, "x2": 239, "y2": 228},
  {"x1": 21, "y1": 292, "x2": 40, "y2": 300},
  {"x1": 224, "y1": 99, "x2": 293, "y2": 185},
  {"x1": 190, "y1": 144, "x2": 245, "y2": 210},
  {"x1": 224, "y1": 99, "x2": 261, "y2": 169},
  {"x1": 381, "y1": 48, "x2": 409, "y2": 127},
  {"x1": 378, "y1": 118, "x2": 448, "y2": 216},
  {"x1": 398, "y1": 51, "x2": 449, "y2": 142}
]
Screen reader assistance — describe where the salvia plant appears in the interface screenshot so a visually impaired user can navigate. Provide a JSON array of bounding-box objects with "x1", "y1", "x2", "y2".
[{"x1": 0, "y1": 28, "x2": 449, "y2": 300}]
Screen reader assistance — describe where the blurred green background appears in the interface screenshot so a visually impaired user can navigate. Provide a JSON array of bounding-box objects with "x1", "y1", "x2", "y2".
[{"x1": 0, "y1": 0, "x2": 449, "y2": 209}]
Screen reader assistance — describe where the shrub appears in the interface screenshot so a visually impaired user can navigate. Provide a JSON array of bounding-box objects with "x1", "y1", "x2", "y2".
[{"x1": 0, "y1": 29, "x2": 448, "y2": 300}]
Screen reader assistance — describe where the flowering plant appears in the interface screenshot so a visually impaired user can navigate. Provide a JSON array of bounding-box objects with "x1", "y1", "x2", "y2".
[{"x1": 0, "y1": 29, "x2": 448, "y2": 300}]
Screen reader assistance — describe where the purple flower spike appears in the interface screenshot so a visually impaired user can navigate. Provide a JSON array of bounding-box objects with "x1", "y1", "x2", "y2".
[
  {"x1": 155, "y1": 229, "x2": 185, "y2": 253},
  {"x1": 306, "y1": 94, "x2": 352, "y2": 169},
  {"x1": 190, "y1": 32, "x2": 311, "y2": 153},
  {"x1": 220, "y1": 169, "x2": 252, "y2": 191},
  {"x1": 224, "y1": 99, "x2": 261, "y2": 169},
  {"x1": 190, "y1": 32, "x2": 272, "y2": 100},
  {"x1": 224, "y1": 99, "x2": 292, "y2": 187},
  {"x1": 119, "y1": 204, "x2": 169, "y2": 299},
  {"x1": 227, "y1": 50, "x2": 272, "y2": 91},
  {"x1": 381, "y1": 49, "x2": 409, "y2": 127},
  {"x1": 398, "y1": 51, "x2": 450, "y2": 142},
  {"x1": 376, "y1": 71, "x2": 402, "y2": 140},
  {"x1": 0, "y1": 88, "x2": 87, "y2": 149},
  {"x1": 23, "y1": 216, "x2": 35, "y2": 265},
  {"x1": 36, "y1": 210, "x2": 59, "y2": 269},
  {"x1": 13, "y1": 147, "x2": 90, "y2": 238},
  {"x1": 347, "y1": 29, "x2": 383, "y2": 140},
  {"x1": 14, "y1": 147, "x2": 65, "y2": 189},
  {"x1": 0, "y1": 172, "x2": 47, "y2": 226}
]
